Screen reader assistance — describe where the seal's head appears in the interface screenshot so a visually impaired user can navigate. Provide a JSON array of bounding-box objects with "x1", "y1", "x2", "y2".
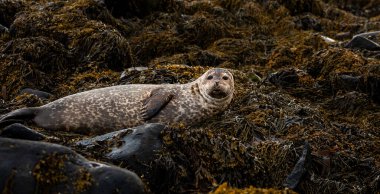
[{"x1": 198, "y1": 68, "x2": 234, "y2": 100}]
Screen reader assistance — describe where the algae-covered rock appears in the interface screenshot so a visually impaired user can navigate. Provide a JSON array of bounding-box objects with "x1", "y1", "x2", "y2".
[
  {"x1": 0, "y1": 123, "x2": 46, "y2": 141},
  {"x1": 102, "y1": 0, "x2": 181, "y2": 18},
  {"x1": 10, "y1": 0, "x2": 133, "y2": 71},
  {"x1": 177, "y1": 11, "x2": 232, "y2": 48},
  {"x1": 0, "y1": 37, "x2": 72, "y2": 98},
  {"x1": 277, "y1": 0, "x2": 324, "y2": 16},
  {"x1": 77, "y1": 123, "x2": 165, "y2": 172},
  {"x1": 0, "y1": 0, "x2": 26, "y2": 27},
  {"x1": 0, "y1": 0, "x2": 380, "y2": 193},
  {"x1": 0, "y1": 137, "x2": 145, "y2": 194}
]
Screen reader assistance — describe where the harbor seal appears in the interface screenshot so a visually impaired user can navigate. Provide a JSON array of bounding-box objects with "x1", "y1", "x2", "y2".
[{"x1": 0, "y1": 68, "x2": 234, "y2": 134}]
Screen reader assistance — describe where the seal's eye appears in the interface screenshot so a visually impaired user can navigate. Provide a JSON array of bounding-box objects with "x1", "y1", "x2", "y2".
[
  {"x1": 207, "y1": 75, "x2": 213, "y2": 80},
  {"x1": 222, "y1": 76, "x2": 229, "y2": 80}
]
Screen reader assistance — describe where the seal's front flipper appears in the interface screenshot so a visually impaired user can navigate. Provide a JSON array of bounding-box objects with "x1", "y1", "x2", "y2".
[
  {"x1": 141, "y1": 88, "x2": 174, "y2": 121},
  {"x1": 0, "y1": 108, "x2": 39, "y2": 127}
]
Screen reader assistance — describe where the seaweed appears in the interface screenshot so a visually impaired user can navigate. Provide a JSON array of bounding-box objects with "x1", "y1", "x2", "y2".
[{"x1": 1, "y1": 0, "x2": 380, "y2": 193}]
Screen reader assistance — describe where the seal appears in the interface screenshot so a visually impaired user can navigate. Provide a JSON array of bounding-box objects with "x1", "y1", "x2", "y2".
[{"x1": 0, "y1": 68, "x2": 234, "y2": 134}]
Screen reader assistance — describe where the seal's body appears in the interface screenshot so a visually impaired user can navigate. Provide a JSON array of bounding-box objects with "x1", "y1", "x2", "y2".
[{"x1": 0, "y1": 68, "x2": 234, "y2": 134}]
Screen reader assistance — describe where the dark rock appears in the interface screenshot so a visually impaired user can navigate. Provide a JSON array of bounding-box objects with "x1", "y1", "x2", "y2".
[
  {"x1": 1, "y1": 86, "x2": 6, "y2": 101},
  {"x1": 367, "y1": 75, "x2": 380, "y2": 103},
  {"x1": 0, "y1": 137, "x2": 145, "y2": 194},
  {"x1": 0, "y1": 0, "x2": 25, "y2": 27},
  {"x1": 20, "y1": 88, "x2": 53, "y2": 99},
  {"x1": 277, "y1": 0, "x2": 323, "y2": 16},
  {"x1": 345, "y1": 36, "x2": 380, "y2": 51},
  {"x1": 85, "y1": 166, "x2": 146, "y2": 194},
  {"x1": 333, "y1": 74, "x2": 365, "y2": 92},
  {"x1": 77, "y1": 123, "x2": 165, "y2": 168},
  {"x1": 0, "y1": 123, "x2": 46, "y2": 141},
  {"x1": 320, "y1": 0, "x2": 380, "y2": 18},
  {"x1": 0, "y1": 24, "x2": 9, "y2": 34},
  {"x1": 326, "y1": 91, "x2": 370, "y2": 116},
  {"x1": 283, "y1": 142, "x2": 311, "y2": 189},
  {"x1": 268, "y1": 68, "x2": 300, "y2": 87},
  {"x1": 294, "y1": 14, "x2": 322, "y2": 31}
]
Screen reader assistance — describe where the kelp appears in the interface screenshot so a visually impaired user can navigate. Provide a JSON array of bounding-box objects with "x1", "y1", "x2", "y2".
[{"x1": 1, "y1": 0, "x2": 380, "y2": 193}]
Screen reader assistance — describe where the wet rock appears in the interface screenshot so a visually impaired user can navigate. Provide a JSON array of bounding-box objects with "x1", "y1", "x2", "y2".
[
  {"x1": 0, "y1": 123, "x2": 46, "y2": 141},
  {"x1": 85, "y1": 166, "x2": 146, "y2": 194},
  {"x1": 268, "y1": 68, "x2": 314, "y2": 89},
  {"x1": 269, "y1": 69, "x2": 299, "y2": 87},
  {"x1": 345, "y1": 36, "x2": 380, "y2": 51},
  {"x1": 0, "y1": 24, "x2": 9, "y2": 34},
  {"x1": 283, "y1": 142, "x2": 311, "y2": 189},
  {"x1": 366, "y1": 64, "x2": 380, "y2": 102},
  {"x1": 77, "y1": 123, "x2": 166, "y2": 168},
  {"x1": 0, "y1": 137, "x2": 145, "y2": 194},
  {"x1": 20, "y1": 88, "x2": 53, "y2": 99},
  {"x1": 332, "y1": 74, "x2": 365, "y2": 92}
]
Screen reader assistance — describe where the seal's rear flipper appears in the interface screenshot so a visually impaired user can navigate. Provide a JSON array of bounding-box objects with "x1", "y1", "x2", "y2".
[{"x1": 0, "y1": 108, "x2": 39, "y2": 127}]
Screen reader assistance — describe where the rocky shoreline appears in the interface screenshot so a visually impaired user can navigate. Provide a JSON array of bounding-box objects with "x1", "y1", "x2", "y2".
[{"x1": 1, "y1": 0, "x2": 380, "y2": 193}]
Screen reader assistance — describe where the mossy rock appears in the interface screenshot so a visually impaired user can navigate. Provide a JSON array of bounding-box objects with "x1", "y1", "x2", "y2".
[
  {"x1": 306, "y1": 48, "x2": 367, "y2": 79},
  {"x1": 10, "y1": 0, "x2": 133, "y2": 70},
  {"x1": 177, "y1": 11, "x2": 232, "y2": 48},
  {"x1": 103, "y1": 0, "x2": 182, "y2": 18},
  {"x1": 208, "y1": 38, "x2": 264, "y2": 66},
  {"x1": 129, "y1": 31, "x2": 184, "y2": 66},
  {"x1": 0, "y1": 0, "x2": 26, "y2": 27},
  {"x1": 277, "y1": 0, "x2": 324, "y2": 16},
  {"x1": 2, "y1": 36, "x2": 73, "y2": 71}
]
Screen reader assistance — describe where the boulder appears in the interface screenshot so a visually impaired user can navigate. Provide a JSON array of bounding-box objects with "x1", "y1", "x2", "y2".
[{"x1": 0, "y1": 137, "x2": 145, "y2": 194}]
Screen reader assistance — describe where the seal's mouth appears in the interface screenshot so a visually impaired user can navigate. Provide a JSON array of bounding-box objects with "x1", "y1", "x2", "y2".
[{"x1": 209, "y1": 88, "x2": 228, "y2": 99}]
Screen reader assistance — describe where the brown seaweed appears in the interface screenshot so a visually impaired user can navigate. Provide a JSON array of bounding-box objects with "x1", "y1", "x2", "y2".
[{"x1": 0, "y1": 0, "x2": 380, "y2": 193}]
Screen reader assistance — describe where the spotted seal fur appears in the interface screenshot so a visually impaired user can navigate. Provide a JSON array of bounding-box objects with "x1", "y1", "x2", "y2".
[{"x1": 0, "y1": 68, "x2": 234, "y2": 134}]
